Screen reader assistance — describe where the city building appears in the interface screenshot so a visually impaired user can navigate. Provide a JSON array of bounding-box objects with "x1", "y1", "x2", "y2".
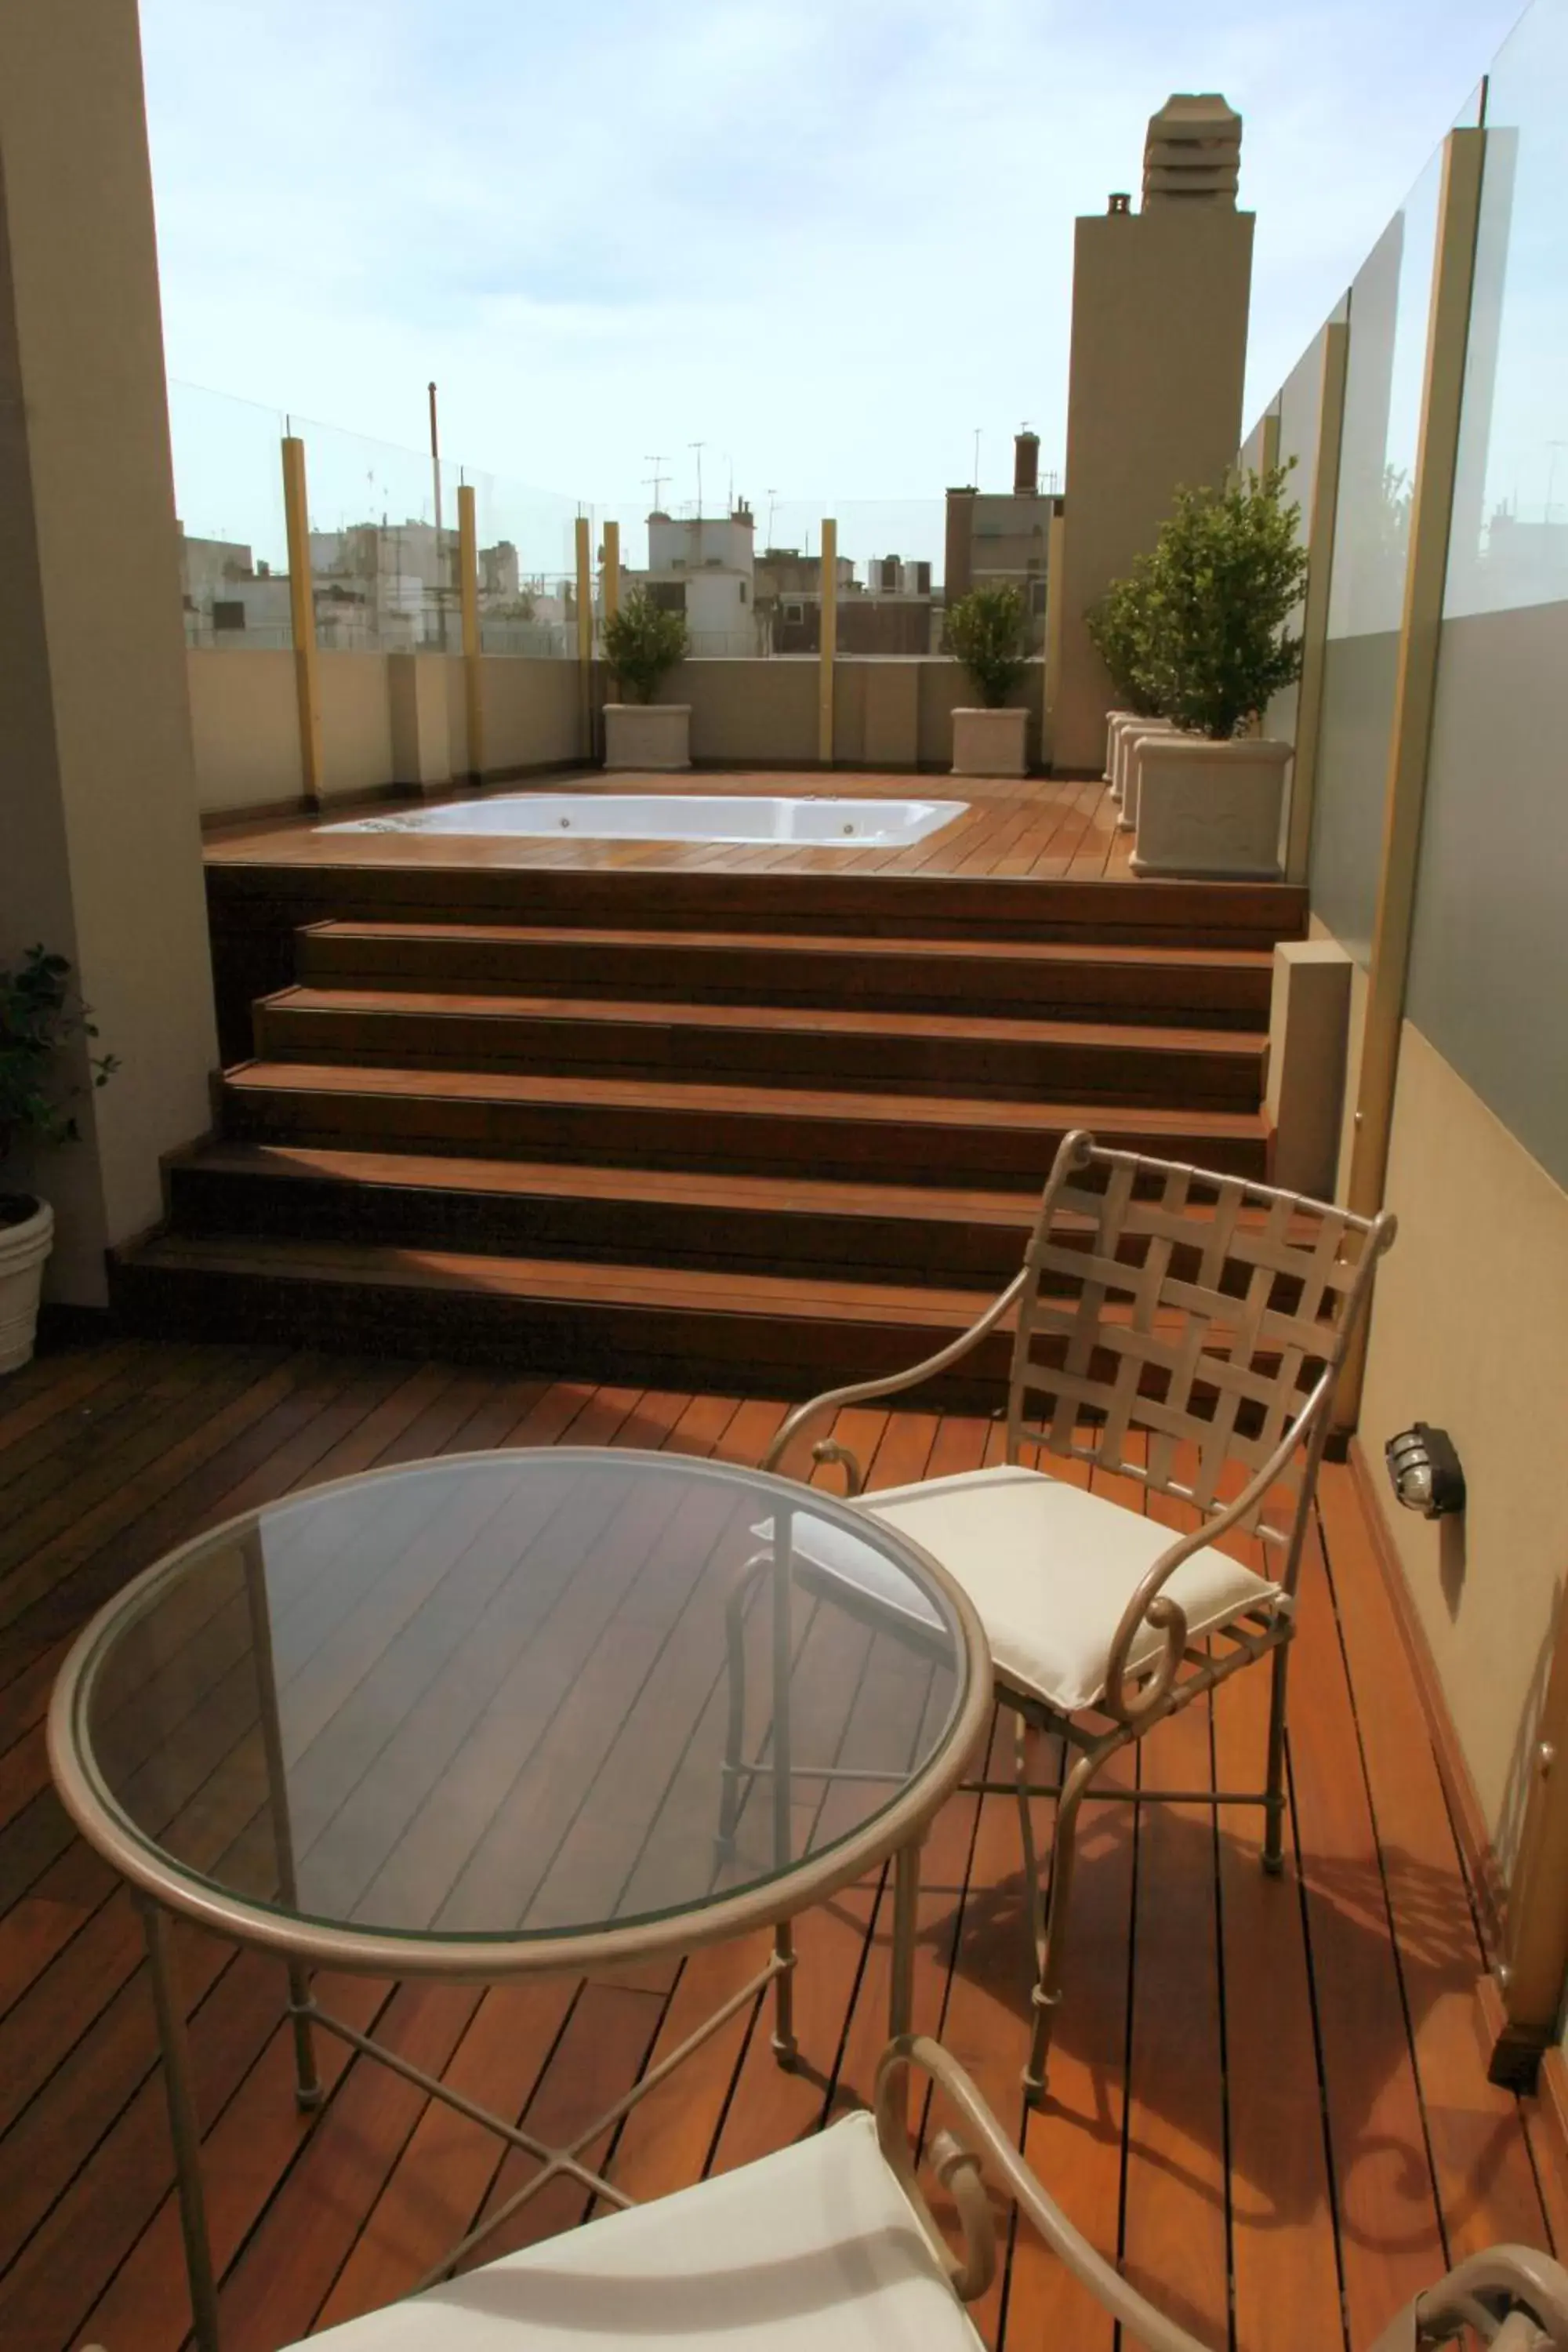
[
  {"x1": 637, "y1": 504, "x2": 760, "y2": 655},
  {"x1": 943, "y1": 430, "x2": 1063, "y2": 644}
]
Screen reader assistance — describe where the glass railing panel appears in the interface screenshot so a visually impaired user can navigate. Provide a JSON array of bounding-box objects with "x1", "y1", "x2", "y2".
[
  {"x1": 1407, "y1": 0, "x2": 1568, "y2": 1188},
  {"x1": 168, "y1": 381, "x2": 291, "y2": 648},
  {"x1": 1310, "y1": 136, "x2": 1445, "y2": 962}
]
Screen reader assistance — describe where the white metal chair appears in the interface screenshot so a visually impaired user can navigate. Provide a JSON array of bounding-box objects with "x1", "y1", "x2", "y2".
[
  {"x1": 762, "y1": 1129, "x2": 1397, "y2": 2097},
  {"x1": 286, "y1": 2038, "x2": 1564, "y2": 2351}
]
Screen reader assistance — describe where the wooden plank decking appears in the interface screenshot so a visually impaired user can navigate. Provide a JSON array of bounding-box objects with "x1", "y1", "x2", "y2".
[
  {"x1": 1, "y1": 1335, "x2": 1561, "y2": 2352},
  {"x1": 203, "y1": 771, "x2": 1138, "y2": 884}
]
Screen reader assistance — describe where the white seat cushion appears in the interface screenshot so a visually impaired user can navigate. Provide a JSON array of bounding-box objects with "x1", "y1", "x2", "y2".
[
  {"x1": 298, "y1": 2111, "x2": 981, "y2": 2350},
  {"x1": 855, "y1": 1465, "x2": 1282, "y2": 1712}
]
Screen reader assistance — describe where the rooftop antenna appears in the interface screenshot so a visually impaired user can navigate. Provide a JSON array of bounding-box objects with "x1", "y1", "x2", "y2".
[
  {"x1": 644, "y1": 452, "x2": 670, "y2": 510},
  {"x1": 972, "y1": 425, "x2": 982, "y2": 487},
  {"x1": 690, "y1": 440, "x2": 706, "y2": 520},
  {"x1": 724, "y1": 451, "x2": 735, "y2": 512},
  {"x1": 765, "y1": 488, "x2": 779, "y2": 543}
]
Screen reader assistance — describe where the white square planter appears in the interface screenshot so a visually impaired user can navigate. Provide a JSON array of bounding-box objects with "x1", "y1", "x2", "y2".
[
  {"x1": 1131, "y1": 735, "x2": 1293, "y2": 879},
  {"x1": 0, "y1": 1196, "x2": 53, "y2": 1374},
  {"x1": 952, "y1": 706, "x2": 1029, "y2": 778},
  {"x1": 1117, "y1": 719, "x2": 1175, "y2": 828},
  {"x1": 1103, "y1": 709, "x2": 1136, "y2": 783},
  {"x1": 604, "y1": 702, "x2": 691, "y2": 772}
]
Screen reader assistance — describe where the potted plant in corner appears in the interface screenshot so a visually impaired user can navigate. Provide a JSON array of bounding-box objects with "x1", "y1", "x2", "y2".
[
  {"x1": 0, "y1": 946, "x2": 117, "y2": 1374},
  {"x1": 1124, "y1": 465, "x2": 1308, "y2": 878},
  {"x1": 945, "y1": 584, "x2": 1032, "y2": 777},
  {"x1": 601, "y1": 589, "x2": 692, "y2": 771},
  {"x1": 1087, "y1": 561, "x2": 1172, "y2": 822}
]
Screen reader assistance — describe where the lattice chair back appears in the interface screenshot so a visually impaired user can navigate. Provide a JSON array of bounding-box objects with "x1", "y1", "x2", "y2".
[{"x1": 1006, "y1": 1131, "x2": 1396, "y2": 1589}]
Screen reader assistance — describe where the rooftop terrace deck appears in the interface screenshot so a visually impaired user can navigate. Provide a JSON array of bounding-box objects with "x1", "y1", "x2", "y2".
[
  {"x1": 203, "y1": 771, "x2": 1138, "y2": 883},
  {"x1": 1, "y1": 1337, "x2": 1563, "y2": 2350}
]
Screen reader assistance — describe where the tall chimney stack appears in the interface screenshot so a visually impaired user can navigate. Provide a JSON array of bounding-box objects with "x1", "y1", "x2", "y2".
[{"x1": 1014, "y1": 429, "x2": 1040, "y2": 495}]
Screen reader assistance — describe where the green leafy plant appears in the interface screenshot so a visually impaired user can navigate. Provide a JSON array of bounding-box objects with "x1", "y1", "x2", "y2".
[
  {"x1": 602, "y1": 587, "x2": 689, "y2": 703},
  {"x1": 1086, "y1": 561, "x2": 1165, "y2": 717},
  {"x1": 944, "y1": 584, "x2": 1030, "y2": 707},
  {"x1": 0, "y1": 947, "x2": 117, "y2": 1200},
  {"x1": 1133, "y1": 464, "x2": 1308, "y2": 740}
]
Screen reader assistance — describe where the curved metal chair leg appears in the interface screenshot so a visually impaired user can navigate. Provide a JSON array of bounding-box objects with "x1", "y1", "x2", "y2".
[
  {"x1": 1261, "y1": 1639, "x2": 1293, "y2": 1878},
  {"x1": 1024, "y1": 1740, "x2": 1109, "y2": 2103},
  {"x1": 1012, "y1": 1710, "x2": 1048, "y2": 1977}
]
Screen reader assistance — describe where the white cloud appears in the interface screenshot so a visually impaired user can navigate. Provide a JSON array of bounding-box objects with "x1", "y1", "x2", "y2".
[{"x1": 140, "y1": 0, "x2": 1526, "y2": 536}]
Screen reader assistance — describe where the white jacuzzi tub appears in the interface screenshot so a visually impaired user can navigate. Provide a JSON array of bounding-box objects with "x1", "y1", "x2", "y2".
[{"x1": 320, "y1": 793, "x2": 967, "y2": 848}]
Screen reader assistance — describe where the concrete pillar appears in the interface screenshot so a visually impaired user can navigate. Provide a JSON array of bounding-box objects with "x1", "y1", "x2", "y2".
[
  {"x1": 0, "y1": 0, "x2": 218, "y2": 1307},
  {"x1": 1053, "y1": 129, "x2": 1254, "y2": 772},
  {"x1": 387, "y1": 655, "x2": 453, "y2": 796},
  {"x1": 1265, "y1": 941, "x2": 1353, "y2": 1199}
]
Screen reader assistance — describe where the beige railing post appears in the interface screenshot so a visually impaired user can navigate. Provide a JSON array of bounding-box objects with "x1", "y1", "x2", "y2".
[
  {"x1": 1337, "y1": 125, "x2": 1486, "y2": 1428},
  {"x1": 457, "y1": 481, "x2": 484, "y2": 782},
  {"x1": 575, "y1": 514, "x2": 593, "y2": 761},
  {"x1": 818, "y1": 517, "x2": 837, "y2": 766},
  {"x1": 1259, "y1": 405, "x2": 1282, "y2": 479},
  {"x1": 603, "y1": 520, "x2": 621, "y2": 623},
  {"x1": 1043, "y1": 504, "x2": 1066, "y2": 768},
  {"x1": 1284, "y1": 320, "x2": 1350, "y2": 884},
  {"x1": 280, "y1": 434, "x2": 323, "y2": 806}
]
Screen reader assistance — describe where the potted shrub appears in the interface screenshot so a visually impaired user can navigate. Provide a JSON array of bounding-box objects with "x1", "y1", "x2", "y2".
[
  {"x1": 945, "y1": 585, "x2": 1032, "y2": 777},
  {"x1": 602, "y1": 590, "x2": 691, "y2": 771},
  {"x1": 1, "y1": 947, "x2": 117, "y2": 1373},
  {"x1": 1124, "y1": 466, "x2": 1308, "y2": 878},
  {"x1": 1091, "y1": 564, "x2": 1166, "y2": 795},
  {"x1": 1087, "y1": 565, "x2": 1171, "y2": 816}
]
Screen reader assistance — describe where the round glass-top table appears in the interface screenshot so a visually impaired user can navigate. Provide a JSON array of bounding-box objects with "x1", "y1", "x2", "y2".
[{"x1": 49, "y1": 1447, "x2": 991, "y2": 2349}]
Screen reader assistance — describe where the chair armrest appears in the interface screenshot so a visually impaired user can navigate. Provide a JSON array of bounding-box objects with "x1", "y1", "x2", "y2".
[
  {"x1": 1366, "y1": 2245, "x2": 1568, "y2": 2350},
  {"x1": 873, "y1": 2036, "x2": 1214, "y2": 2347},
  {"x1": 760, "y1": 1272, "x2": 1028, "y2": 1494},
  {"x1": 1100, "y1": 1367, "x2": 1332, "y2": 1726}
]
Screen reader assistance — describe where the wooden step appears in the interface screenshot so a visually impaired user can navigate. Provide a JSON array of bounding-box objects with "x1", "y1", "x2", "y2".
[
  {"x1": 109, "y1": 1233, "x2": 1016, "y2": 1403},
  {"x1": 295, "y1": 920, "x2": 1275, "y2": 1029},
  {"x1": 251, "y1": 987, "x2": 1265, "y2": 1109},
  {"x1": 220, "y1": 1062, "x2": 1270, "y2": 1187},
  {"x1": 164, "y1": 1142, "x2": 1043, "y2": 1287},
  {"x1": 206, "y1": 862, "x2": 1306, "y2": 1065}
]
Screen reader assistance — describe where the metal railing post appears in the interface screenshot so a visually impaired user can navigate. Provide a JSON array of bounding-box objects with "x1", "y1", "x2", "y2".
[
  {"x1": 1338, "y1": 125, "x2": 1486, "y2": 1428},
  {"x1": 457, "y1": 481, "x2": 484, "y2": 782},
  {"x1": 818, "y1": 517, "x2": 837, "y2": 766},
  {"x1": 575, "y1": 514, "x2": 593, "y2": 761},
  {"x1": 281, "y1": 434, "x2": 323, "y2": 806}
]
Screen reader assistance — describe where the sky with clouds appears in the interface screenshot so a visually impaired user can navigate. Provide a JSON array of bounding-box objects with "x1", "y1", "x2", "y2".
[{"x1": 139, "y1": 0, "x2": 1528, "y2": 528}]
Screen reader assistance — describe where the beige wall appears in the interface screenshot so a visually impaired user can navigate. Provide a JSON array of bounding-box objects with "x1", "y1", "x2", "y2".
[
  {"x1": 1054, "y1": 203, "x2": 1254, "y2": 770},
  {"x1": 1308, "y1": 913, "x2": 1371, "y2": 1200},
  {"x1": 317, "y1": 652, "x2": 394, "y2": 804},
  {"x1": 1359, "y1": 1020, "x2": 1568, "y2": 1869},
  {"x1": 0, "y1": 0, "x2": 217, "y2": 1302},
  {"x1": 655, "y1": 659, "x2": 818, "y2": 766},
  {"x1": 483, "y1": 655, "x2": 580, "y2": 772},
  {"x1": 187, "y1": 650, "x2": 303, "y2": 814}
]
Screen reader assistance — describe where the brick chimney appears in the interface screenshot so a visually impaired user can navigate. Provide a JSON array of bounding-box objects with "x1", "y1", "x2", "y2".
[
  {"x1": 1142, "y1": 93, "x2": 1242, "y2": 209},
  {"x1": 1013, "y1": 430, "x2": 1040, "y2": 495}
]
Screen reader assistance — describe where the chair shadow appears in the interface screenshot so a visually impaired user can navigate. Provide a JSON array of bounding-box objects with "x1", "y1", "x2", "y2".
[{"x1": 898, "y1": 1797, "x2": 1501, "y2": 2253}]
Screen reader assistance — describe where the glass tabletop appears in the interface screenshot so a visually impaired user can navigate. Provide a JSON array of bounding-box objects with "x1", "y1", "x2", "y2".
[{"x1": 60, "y1": 1450, "x2": 978, "y2": 1955}]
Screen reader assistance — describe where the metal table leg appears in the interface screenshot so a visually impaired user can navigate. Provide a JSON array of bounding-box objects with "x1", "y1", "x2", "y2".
[
  {"x1": 889, "y1": 1837, "x2": 922, "y2": 2038},
  {"x1": 138, "y1": 1893, "x2": 221, "y2": 2352}
]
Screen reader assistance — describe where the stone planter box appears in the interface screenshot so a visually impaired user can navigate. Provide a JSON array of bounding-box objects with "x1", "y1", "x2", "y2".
[
  {"x1": 1117, "y1": 719, "x2": 1176, "y2": 829},
  {"x1": 1131, "y1": 735, "x2": 1293, "y2": 879},
  {"x1": 604, "y1": 702, "x2": 691, "y2": 772},
  {"x1": 952, "y1": 706, "x2": 1029, "y2": 779},
  {"x1": 1103, "y1": 710, "x2": 1137, "y2": 784},
  {"x1": 0, "y1": 1196, "x2": 53, "y2": 1374}
]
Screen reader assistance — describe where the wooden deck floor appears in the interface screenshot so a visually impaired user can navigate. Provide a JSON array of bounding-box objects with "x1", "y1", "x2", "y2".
[
  {"x1": 205, "y1": 770, "x2": 1138, "y2": 884},
  {"x1": 2, "y1": 1337, "x2": 1562, "y2": 2352}
]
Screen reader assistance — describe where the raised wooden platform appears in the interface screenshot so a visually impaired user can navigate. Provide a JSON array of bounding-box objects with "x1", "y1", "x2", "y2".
[
  {"x1": 114, "y1": 774, "x2": 1308, "y2": 1387},
  {"x1": 0, "y1": 1337, "x2": 1562, "y2": 2350}
]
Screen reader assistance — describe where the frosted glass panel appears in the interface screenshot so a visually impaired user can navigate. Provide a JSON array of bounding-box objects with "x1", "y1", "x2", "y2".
[{"x1": 1311, "y1": 143, "x2": 1443, "y2": 962}]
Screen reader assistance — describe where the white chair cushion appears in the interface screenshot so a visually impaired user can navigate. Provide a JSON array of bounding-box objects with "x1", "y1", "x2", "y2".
[
  {"x1": 298, "y1": 2110, "x2": 981, "y2": 2350},
  {"x1": 855, "y1": 1465, "x2": 1282, "y2": 1712}
]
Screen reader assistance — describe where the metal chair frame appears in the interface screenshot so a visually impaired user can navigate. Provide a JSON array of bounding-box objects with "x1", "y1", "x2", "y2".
[{"x1": 764, "y1": 1129, "x2": 1397, "y2": 2097}]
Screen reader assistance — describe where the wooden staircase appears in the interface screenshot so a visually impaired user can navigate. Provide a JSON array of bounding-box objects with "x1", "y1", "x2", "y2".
[{"x1": 113, "y1": 866, "x2": 1301, "y2": 1401}]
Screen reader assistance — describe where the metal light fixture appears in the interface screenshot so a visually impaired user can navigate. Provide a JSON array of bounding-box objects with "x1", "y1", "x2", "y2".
[{"x1": 1385, "y1": 1424, "x2": 1467, "y2": 1519}]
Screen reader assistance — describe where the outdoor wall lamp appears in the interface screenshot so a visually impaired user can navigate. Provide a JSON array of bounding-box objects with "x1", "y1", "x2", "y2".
[{"x1": 1385, "y1": 1424, "x2": 1467, "y2": 1519}]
